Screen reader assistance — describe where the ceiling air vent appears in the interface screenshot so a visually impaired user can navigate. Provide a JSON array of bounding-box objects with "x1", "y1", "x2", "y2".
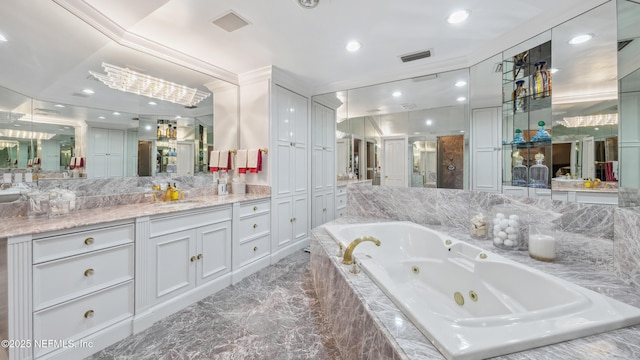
[
  {"x1": 400, "y1": 49, "x2": 432, "y2": 63},
  {"x1": 212, "y1": 11, "x2": 251, "y2": 32},
  {"x1": 72, "y1": 92, "x2": 89, "y2": 98},
  {"x1": 34, "y1": 108, "x2": 60, "y2": 115},
  {"x1": 618, "y1": 39, "x2": 633, "y2": 51},
  {"x1": 401, "y1": 103, "x2": 417, "y2": 110}
]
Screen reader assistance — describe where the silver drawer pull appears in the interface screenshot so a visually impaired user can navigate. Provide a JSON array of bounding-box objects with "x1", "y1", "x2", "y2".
[
  {"x1": 253, "y1": 224, "x2": 258, "y2": 229},
  {"x1": 253, "y1": 206, "x2": 258, "y2": 211},
  {"x1": 84, "y1": 237, "x2": 95, "y2": 245},
  {"x1": 84, "y1": 268, "x2": 94, "y2": 277},
  {"x1": 84, "y1": 310, "x2": 94, "y2": 319}
]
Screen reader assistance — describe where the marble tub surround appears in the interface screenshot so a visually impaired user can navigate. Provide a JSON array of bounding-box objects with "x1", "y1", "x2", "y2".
[
  {"x1": 312, "y1": 217, "x2": 640, "y2": 360},
  {"x1": 0, "y1": 192, "x2": 269, "y2": 239},
  {"x1": 346, "y1": 183, "x2": 615, "y2": 240},
  {"x1": 614, "y1": 207, "x2": 640, "y2": 292},
  {"x1": 87, "y1": 250, "x2": 342, "y2": 360},
  {"x1": 619, "y1": 187, "x2": 640, "y2": 207}
]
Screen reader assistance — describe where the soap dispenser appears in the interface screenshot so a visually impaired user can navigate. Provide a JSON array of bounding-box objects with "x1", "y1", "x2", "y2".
[
  {"x1": 171, "y1": 183, "x2": 179, "y2": 200},
  {"x1": 164, "y1": 182, "x2": 173, "y2": 201}
]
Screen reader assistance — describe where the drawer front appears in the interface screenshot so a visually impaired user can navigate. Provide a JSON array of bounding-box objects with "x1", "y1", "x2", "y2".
[
  {"x1": 336, "y1": 194, "x2": 347, "y2": 208},
  {"x1": 238, "y1": 212, "x2": 271, "y2": 240},
  {"x1": 336, "y1": 208, "x2": 346, "y2": 218},
  {"x1": 336, "y1": 186, "x2": 347, "y2": 196},
  {"x1": 33, "y1": 224, "x2": 134, "y2": 264},
  {"x1": 33, "y1": 244, "x2": 134, "y2": 311},
  {"x1": 239, "y1": 199, "x2": 270, "y2": 218},
  {"x1": 151, "y1": 206, "x2": 232, "y2": 237},
  {"x1": 33, "y1": 281, "x2": 134, "y2": 357},
  {"x1": 235, "y1": 234, "x2": 270, "y2": 268}
]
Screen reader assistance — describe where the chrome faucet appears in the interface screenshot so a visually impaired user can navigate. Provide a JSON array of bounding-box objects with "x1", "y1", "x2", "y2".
[{"x1": 342, "y1": 236, "x2": 381, "y2": 265}]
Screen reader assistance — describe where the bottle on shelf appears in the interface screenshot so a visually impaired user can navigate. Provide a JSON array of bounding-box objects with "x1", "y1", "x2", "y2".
[
  {"x1": 531, "y1": 61, "x2": 552, "y2": 99},
  {"x1": 529, "y1": 153, "x2": 549, "y2": 188},
  {"x1": 512, "y1": 152, "x2": 528, "y2": 187},
  {"x1": 165, "y1": 124, "x2": 172, "y2": 139},
  {"x1": 512, "y1": 79, "x2": 527, "y2": 113},
  {"x1": 531, "y1": 121, "x2": 552, "y2": 142},
  {"x1": 157, "y1": 124, "x2": 162, "y2": 140},
  {"x1": 172, "y1": 125, "x2": 178, "y2": 140}
]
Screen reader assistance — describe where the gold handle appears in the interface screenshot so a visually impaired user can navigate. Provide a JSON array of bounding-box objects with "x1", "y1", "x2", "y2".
[
  {"x1": 190, "y1": 256, "x2": 196, "y2": 262},
  {"x1": 84, "y1": 237, "x2": 95, "y2": 245},
  {"x1": 290, "y1": 218, "x2": 294, "y2": 222},
  {"x1": 253, "y1": 224, "x2": 257, "y2": 229},
  {"x1": 197, "y1": 253, "x2": 203, "y2": 260},
  {"x1": 253, "y1": 246, "x2": 258, "y2": 252},
  {"x1": 84, "y1": 310, "x2": 94, "y2": 319},
  {"x1": 84, "y1": 268, "x2": 94, "y2": 277},
  {"x1": 253, "y1": 206, "x2": 258, "y2": 211}
]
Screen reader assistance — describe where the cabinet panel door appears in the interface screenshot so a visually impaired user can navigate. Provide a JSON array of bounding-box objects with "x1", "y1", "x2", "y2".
[
  {"x1": 293, "y1": 195, "x2": 308, "y2": 242},
  {"x1": 312, "y1": 103, "x2": 324, "y2": 149},
  {"x1": 323, "y1": 149, "x2": 335, "y2": 189},
  {"x1": 108, "y1": 129, "x2": 125, "y2": 155},
  {"x1": 149, "y1": 230, "x2": 195, "y2": 303},
  {"x1": 92, "y1": 128, "x2": 110, "y2": 154},
  {"x1": 292, "y1": 90, "x2": 308, "y2": 146},
  {"x1": 312, "y1": 192, "x2": 325, "y2": 229},
  {"x1": 322, "y1": 105, "x2": 335, "y2": 150},
  {"x1": 91, "y1": 154, "x2": 108, "y2": 178},
  {"x1": 273, "y1": 197, "x2": 293, "y2": 248},
  {"x1": 107, "y1": 154, "x2": 124, "y2": 178},
  {"x1": 324, "y1": 192, "x2": 335, "y2": 224},
  {"x1": 293, "y1": 143, "x2": 307, "y2": 194},
  {"x1": 312, "y1": 147, "x2": 324, "y2": 192},
  {"x1": 275, "y1": 142, "x2": 292, "y2": 196},
  {"x1": 275, "y1": 86, "x2": 292, "y2": 142},
  {"x1": 196, "y1": 222, "x2": 231, "y2": 286}
]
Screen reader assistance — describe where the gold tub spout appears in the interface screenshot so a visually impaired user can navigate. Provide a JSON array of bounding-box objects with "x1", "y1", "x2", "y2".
[{"x1": 342, "y1": 236, "x2": 381, "y2": 265}]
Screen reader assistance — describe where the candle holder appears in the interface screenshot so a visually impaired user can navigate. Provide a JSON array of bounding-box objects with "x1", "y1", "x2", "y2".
[{"x1": 528, "y1": 224, "x2": 558, "y2": 262}]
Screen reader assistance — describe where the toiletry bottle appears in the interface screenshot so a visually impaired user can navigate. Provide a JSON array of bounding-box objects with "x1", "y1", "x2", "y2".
[
  {"x1": 165, "y1": 124, "x2": 172, "y2": 139},
  {"x1": 172, "y1": 125, "x2": 178, "y2": 139},
  {"x1": 157, "y1": 124, "x2": 162, "y2": 140},
  {"x1": 171, "y1": 183, "x2": 179, "y2": 200},
  {"x1": 164, "y1": 182, "x2": 173, "y2": 201}
]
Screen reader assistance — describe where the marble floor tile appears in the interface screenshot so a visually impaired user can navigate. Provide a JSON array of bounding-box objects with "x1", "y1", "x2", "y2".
[{"x1": 87, "y1": 251, "x2": 341, "y2": 360}]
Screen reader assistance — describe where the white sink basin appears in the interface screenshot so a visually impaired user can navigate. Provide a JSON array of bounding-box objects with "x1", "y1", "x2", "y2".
[{"x1": 0, "y1": 187, "x2": 22, "y2": 203}]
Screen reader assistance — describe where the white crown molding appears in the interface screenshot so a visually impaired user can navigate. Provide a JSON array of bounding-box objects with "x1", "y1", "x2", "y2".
[
  {"x1": 238, "y1": 66, "x2": 274, "y2": 86},
  {"x1": 205, "y1": 79, "x2": 239, "y2": 93},
  {"x1": 52, "y1": 0, "x2": 239, "y2": 85}
]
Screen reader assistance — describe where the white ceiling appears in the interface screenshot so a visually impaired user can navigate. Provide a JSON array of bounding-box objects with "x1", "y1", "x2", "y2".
[{"x1": 0, "y1": 0, "x2": 628, "y2": 134}]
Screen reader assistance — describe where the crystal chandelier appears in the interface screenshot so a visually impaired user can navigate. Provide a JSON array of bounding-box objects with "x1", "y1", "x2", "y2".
[
  {"x1": 558, "y1": 113, "x2": 618, "y2": 128},
  {"x1": 89, "y1": 63, "x2": 211, "y2": 107}
]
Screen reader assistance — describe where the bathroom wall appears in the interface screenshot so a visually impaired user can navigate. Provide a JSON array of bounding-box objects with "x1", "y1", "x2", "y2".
[{"x1": 346, "y1": 182, "x2": 640, "y2": 292}]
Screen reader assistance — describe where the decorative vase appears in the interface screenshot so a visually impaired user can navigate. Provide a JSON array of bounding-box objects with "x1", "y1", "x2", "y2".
[
  {"x1": 512, "y1": 153, "x2": 528, "y2": 187},
  {"x1": 531, "y1": 121, "x2": 552, "y2": 142},
  {"x1": 511, "y1": 129, "x2": 526, "y2": 144},
  {"x1": 512, "y1": 79, "x2": 527, "y2": 113}
]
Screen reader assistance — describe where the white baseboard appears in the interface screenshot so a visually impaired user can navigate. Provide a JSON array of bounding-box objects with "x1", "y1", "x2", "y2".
[
  {"x1": 270, "y1": 238, "x2": 309, "y2": 264},
  {"x1": 231, "y1": 256, "x2": 271, "y2": 284}
]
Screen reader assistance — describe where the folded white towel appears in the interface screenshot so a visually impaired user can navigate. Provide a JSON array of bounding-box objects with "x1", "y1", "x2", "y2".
[
  {"x1": 209, "y1": 150, "x2": 220, "y2": 170},
  {"x1": 219, "y1": 150, "x2": 229, "y2": 170},
  {"x1": 236, "y1": 149, "x2": 248, "y2": 172},
  {"x1": 247, "y1": 149, "x2": 259, "y2": 169}
]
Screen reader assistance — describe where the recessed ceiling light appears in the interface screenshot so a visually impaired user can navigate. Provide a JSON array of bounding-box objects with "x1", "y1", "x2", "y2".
[
  {"x1": 457, "y1": 96, "x2": 467, "y2": 102},
  {"x1": 569, "y1": 34, "x2": 593, "y2": 45},
  {"x1": 113, "y1": 112, "x2": 120, "y2": 115},
  {"x1": 13, "y1": 124, "x2": 20, "y2": 127},
  {"x1": 392, "y1": 91, "x2": 402, "y2": 97},
  {"x1": 98, "y1": 116, "x2": 106, "y2": 119},
  {"x1": 447, "y1": 10, "x2": 470, "y2": 24},
  {"x1": 148, "y1": 101, "x2": 157, "y2": 106},
  {"x1": 455, "y1": 81, "x2": 467, "y2": 87},
  {"x1": 289, "y1": 107, "x2": 295, "y2": 112},
  {"x1": 460, "y1": 130, "x2": 465, "y2": 133},
  {"x1": 82, "y1": 89, "x2": 95, "y2": 94},
  {"x1": 145, "y1": 125, "x2": 152, "y2": 130},
  {"x1": 426, "y1": 119, "x2": 433, "y2": 126},
  {"x1": 0, "y1": 34, "x2": 7, "y2": 42},
  {"x1": 595, "y1": 127, "x2": 600, "y2": 131},
  {"x1": 298, "y1": 0, "x2": 319, "y2": 9},
  {"x1": 346, "y1": 41, "x2": 362, "y2": 52},
  {"x1": 64, "y1": 126, "x2": 70, "y2": 129},
  {"x1": 54, "y1": 104, "x2": 65, "y2": 108},
  {"x1": 549, "y1": 68, "x2": 559, "y2": 74},
  {"x1": 175, "y1": 115, "x2": 182, "y2": 119}
]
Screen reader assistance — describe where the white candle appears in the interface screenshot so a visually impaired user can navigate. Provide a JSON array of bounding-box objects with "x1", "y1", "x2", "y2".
[{"x1": 529, "y1": 234, "x2": 556, "y2": 261}]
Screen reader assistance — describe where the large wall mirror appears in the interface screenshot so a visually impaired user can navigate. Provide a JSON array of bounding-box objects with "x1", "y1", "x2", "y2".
[
  {"x1": 0, "y1": 1, "x2": 237, "y2": 180},
  {"x1": 551, "y1": 2, "x2": 618, "y2": 200},
  {"x1": 618, "y1": 0, "x2": 640, "y2": 205},
  {"x1": 331, "y1": 68, "x2": 470, "y2": 189}
]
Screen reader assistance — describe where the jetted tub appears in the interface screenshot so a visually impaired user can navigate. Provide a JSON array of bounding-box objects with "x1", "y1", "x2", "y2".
[{"x1": 325, "y1": 221, "x2": 640, "y2": 360}]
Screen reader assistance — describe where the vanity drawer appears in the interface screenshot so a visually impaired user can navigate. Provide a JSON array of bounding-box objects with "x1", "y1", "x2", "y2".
[
  {"x1": 33, "y1": 224, "x2": 134, "y2": 264},
  {"x1": 33, "y1": 244, "x2": 134, "y2": 311},
  {"x1": 238, "y1": 212, "x2": 271, "y2": 240},
  {"x1": 336, "y1": 209, "x2": 346, "y2": 218},
  {"x1": 33, "y1": 281, "x2": 134, "y2": 357},
  {"x1": 239, "y1": 199, "x2": 270, "y2": 218},
  {"x1": 336, "y1": 186, "x2": 347, "y2": 196},
  {"x1": 151, "y1": 206, "x2": 232, "y2": 237},
  {"x1": 336, "y1": 194, "x2": 347, "y2": 208},
  {"x1": 235, "y1": 234, "x2": 270, "y2": 268}
]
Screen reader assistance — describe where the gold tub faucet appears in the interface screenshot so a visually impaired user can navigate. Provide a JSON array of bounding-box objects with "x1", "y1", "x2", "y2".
[{"x1": 342, "y1": 236, "x2": 381, "y2": 265}]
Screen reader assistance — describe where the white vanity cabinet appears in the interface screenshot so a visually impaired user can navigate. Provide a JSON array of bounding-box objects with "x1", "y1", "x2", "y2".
[
  {"x1": 311, "y1": 100, "x2": 337, "y2": 228},
  {"x1": 232, "y1": 199, "x2": 271, "y2": 283},
  {"x1": 139, "y1": 206, "x2": 232, "y2": 311},
  {"x1": 335, "y1": 185, "x2": 347, "y2": 218},
  {"x1": 29, "y1": 221, "x2": 135, "y2": 359}
]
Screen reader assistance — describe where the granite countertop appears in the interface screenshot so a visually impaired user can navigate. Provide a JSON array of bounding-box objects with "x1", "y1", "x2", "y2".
[
  {"x1": 0, "y1": 193, "x2": 270, "y2": 239},
  {"x1": 551, "y1": 179, "x2": 619, "y2": 193},
  {"x1": 313, "y1": 217, "x2": 640, "y2": 360}
]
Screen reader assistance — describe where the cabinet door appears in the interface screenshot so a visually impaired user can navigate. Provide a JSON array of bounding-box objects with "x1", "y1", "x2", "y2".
[
  {"x1": 293, "y1": 194, "x2": 308, "y2": 242},
  {"x1": 92, "y1": 128, "x2": 110, "y2": 154},
  {"x1": 324, "y1": 191, "x2": 335, "y2": 224},
  {"x1": 293, "y1": 142, "x2": 307, "y2": 194},
  {"x1": 472, "y1": 107, "x2": 500, "y2": 192},
  {"x1": 275, "y1": 85, "x2": 293, "y2": 143},
  {"x1": 292, "y1": 90, "x2": 308, "y2": 146},
  {"x1": 148, "y1": 229, "x2": 196, "y2": 305},
  {"x1": 312, "y1": 192, "x2": 325, "y2": 229},
  {"x1": 275, "y1": 141, "x2": 292, "y2": 197},
  {"x1": 273, "y1": 197, "x2": 293, "y2": 248},
  {"x1": 196, "y1": 222, "x2": 231, "y2": 286},
  {"x1": 312, "y1": 146, "x2": 324, "y2": 192},
  {"x1": 323, "y1": 148, "x2": 335, "y2": 189}
]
